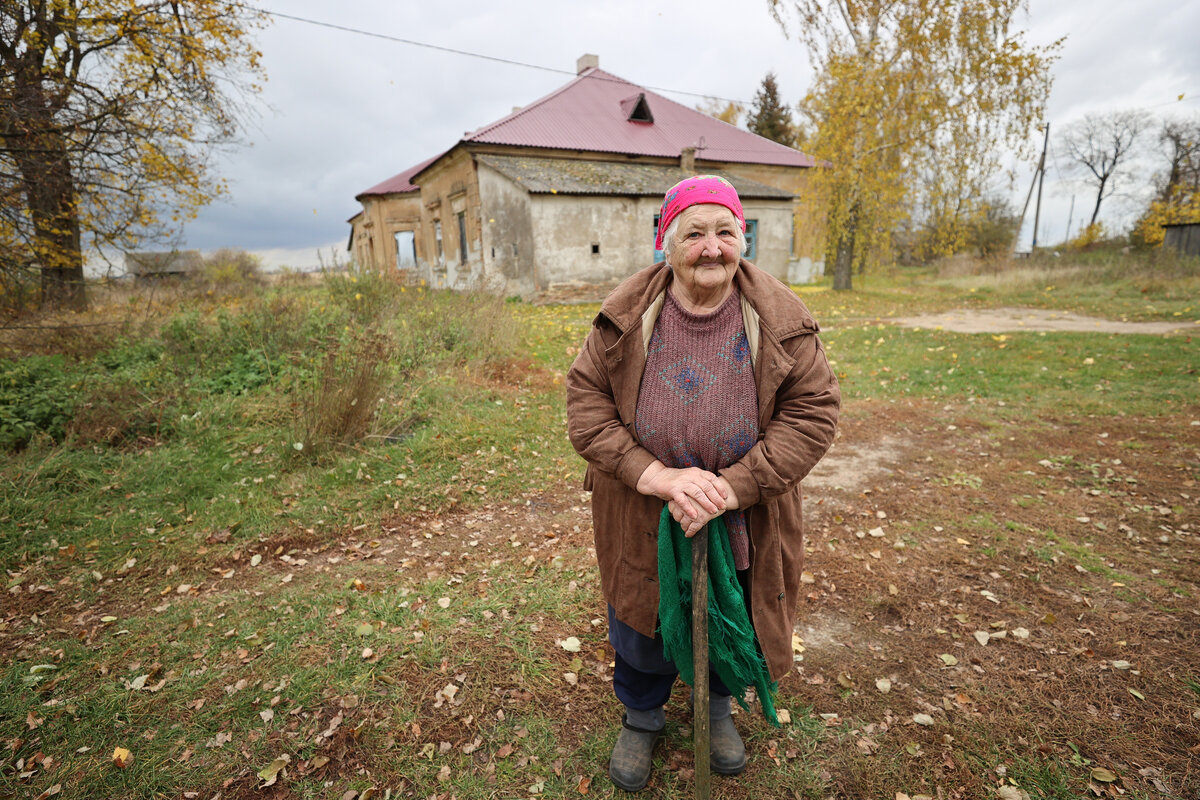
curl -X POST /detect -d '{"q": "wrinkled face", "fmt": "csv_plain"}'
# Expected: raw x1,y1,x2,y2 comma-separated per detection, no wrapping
666,204,741,302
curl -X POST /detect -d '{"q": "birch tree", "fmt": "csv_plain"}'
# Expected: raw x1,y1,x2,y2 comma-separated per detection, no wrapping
769,0,1059,289
0,1,266,310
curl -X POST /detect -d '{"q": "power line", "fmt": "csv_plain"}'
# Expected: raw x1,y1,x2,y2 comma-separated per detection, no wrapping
237,2,751,107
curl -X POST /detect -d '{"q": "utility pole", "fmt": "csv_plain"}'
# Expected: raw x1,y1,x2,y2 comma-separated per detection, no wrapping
1032,123,1050,251
1064,195,1075,244
1012,121,1050,257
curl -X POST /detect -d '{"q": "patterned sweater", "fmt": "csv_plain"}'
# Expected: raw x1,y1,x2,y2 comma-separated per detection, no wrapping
635,287,759,568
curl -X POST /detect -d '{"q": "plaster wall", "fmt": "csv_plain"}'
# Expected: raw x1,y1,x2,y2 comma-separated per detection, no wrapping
476,163,536,295
527,194,663,287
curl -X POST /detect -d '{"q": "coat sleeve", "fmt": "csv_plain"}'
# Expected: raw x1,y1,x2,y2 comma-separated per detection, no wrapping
719,332,840,508
565,321,658,490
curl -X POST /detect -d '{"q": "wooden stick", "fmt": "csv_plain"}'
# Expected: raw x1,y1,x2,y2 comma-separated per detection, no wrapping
692,523,711,800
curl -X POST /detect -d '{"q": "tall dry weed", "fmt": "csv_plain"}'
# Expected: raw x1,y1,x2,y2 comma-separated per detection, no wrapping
293,327,397,456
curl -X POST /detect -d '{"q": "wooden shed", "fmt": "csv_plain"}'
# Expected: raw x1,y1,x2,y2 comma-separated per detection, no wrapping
1162,222,1200,258
126,250,203,280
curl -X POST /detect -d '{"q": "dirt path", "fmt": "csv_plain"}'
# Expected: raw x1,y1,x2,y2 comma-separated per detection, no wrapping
891,306,1196,334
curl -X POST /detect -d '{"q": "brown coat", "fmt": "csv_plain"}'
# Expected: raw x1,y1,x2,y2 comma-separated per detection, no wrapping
566,259,840,680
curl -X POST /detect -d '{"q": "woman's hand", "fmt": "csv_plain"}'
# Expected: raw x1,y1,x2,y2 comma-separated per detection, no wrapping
636,462,727,520
668,476,740,537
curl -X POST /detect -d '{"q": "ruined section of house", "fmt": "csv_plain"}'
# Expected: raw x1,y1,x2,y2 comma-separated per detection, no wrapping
350,56,823,295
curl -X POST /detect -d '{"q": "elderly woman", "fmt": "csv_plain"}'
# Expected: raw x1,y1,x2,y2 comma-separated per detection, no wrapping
566,175,840,791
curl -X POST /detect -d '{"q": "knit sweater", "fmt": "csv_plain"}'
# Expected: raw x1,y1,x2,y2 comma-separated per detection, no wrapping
635,287,759,568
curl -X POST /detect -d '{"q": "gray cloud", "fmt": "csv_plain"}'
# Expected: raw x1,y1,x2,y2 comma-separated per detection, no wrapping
175,0,1198,263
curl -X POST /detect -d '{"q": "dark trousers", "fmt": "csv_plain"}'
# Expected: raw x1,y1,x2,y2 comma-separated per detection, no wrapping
608,605,732,710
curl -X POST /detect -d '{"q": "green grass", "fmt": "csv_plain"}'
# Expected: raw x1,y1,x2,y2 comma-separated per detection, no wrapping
820,325,1195,417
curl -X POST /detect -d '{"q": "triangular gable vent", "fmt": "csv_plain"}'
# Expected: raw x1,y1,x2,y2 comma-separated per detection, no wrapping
619,92,654,123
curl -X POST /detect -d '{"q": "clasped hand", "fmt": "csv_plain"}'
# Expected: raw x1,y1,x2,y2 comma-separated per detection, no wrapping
637,463,740,538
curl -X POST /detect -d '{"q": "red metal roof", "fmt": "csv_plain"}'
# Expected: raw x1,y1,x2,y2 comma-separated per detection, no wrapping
463,67,815,168
356,152,442,197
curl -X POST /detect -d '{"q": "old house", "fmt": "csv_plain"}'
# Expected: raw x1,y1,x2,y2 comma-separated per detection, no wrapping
350,55,822,294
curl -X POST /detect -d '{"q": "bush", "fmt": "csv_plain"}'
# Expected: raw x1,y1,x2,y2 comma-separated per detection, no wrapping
326,269,401,325
1067,222,1106,251
0,356,76,449
65,377,176,448
200,248,261,289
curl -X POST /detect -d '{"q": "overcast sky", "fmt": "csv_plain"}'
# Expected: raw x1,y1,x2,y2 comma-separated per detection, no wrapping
177,0,1200,269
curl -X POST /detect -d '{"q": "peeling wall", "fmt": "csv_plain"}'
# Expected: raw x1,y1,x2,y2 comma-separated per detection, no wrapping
477,163,536,295
527,194,663,287
412,147,483,289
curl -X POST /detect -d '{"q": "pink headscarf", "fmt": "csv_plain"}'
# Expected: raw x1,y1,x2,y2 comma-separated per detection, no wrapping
654,175,746,251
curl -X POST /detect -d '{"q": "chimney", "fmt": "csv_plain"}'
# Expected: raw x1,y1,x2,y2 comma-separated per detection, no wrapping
680,147,696,174
577,53,599,74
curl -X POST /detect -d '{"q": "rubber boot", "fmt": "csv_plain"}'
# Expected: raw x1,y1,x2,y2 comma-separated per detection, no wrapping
710,714,747,775
608,714,663,792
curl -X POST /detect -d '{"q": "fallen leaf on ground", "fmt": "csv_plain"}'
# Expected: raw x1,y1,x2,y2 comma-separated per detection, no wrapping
561,637,582,652
876,678,892,693
258,754,290,786
940,654,958,666
112,747,132,768
913,713,935,726
1091,767,1118,783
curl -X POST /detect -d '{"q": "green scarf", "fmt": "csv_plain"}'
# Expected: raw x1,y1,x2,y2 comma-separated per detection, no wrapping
656,506,779,726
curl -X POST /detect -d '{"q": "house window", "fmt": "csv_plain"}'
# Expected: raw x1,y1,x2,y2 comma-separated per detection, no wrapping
434,220,443,264
457,212,468,265
591,243,600,255
394,231,416,270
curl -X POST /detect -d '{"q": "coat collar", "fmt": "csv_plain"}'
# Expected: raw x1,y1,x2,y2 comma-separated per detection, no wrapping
597,260,820,339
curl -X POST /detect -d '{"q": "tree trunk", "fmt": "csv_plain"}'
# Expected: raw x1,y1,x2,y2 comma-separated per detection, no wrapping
1089,175,1108,227
832,228,855,291
18,131,87,311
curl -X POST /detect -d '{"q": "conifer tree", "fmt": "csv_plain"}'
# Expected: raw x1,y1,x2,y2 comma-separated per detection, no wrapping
745,73,795,147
